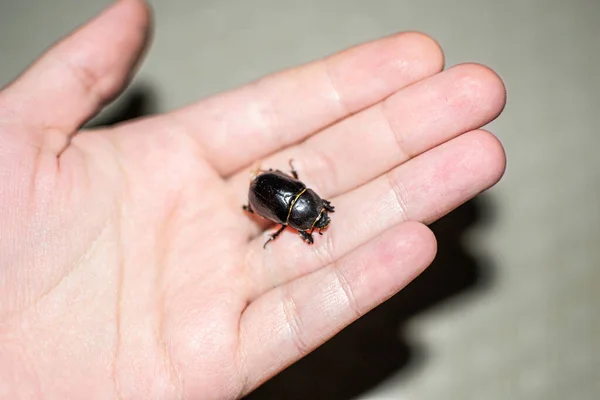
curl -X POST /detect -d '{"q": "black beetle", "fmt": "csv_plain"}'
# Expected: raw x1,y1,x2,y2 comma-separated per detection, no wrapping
243,160,335,248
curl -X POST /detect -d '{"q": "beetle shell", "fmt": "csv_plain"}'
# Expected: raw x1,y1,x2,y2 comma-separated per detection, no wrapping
286,188,324,230
243,160,335,247
247,171,307,226
244,163,335,247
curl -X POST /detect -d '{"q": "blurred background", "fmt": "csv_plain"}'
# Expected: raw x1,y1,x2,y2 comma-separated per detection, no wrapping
1,0,598,399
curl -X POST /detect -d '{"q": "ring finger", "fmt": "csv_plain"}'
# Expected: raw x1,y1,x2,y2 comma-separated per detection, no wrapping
244,129,506,299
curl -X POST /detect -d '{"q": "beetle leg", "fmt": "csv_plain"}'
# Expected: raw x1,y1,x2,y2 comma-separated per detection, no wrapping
289,159,299,179
323,200,335,213
298,230,314,245
242,204,254,214
263,225,286,248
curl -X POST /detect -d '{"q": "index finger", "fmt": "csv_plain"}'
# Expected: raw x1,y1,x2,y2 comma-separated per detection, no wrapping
168,32,444,175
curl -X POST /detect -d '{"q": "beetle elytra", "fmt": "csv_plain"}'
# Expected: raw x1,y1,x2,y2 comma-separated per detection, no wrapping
243,160,335,248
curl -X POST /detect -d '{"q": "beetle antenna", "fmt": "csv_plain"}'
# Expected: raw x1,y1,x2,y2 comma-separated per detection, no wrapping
289,159,299,179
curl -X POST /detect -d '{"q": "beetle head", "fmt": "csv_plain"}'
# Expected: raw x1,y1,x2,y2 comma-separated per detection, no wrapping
313,209,331,232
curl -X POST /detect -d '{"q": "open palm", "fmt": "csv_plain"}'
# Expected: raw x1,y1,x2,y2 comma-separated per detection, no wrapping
0,1,506,399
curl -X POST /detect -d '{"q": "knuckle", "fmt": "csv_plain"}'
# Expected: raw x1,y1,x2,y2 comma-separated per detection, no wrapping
312,223,337,270
387,170,410,220
322,58,351,116
380,101,413,160
280,287,311,356
332,265,361,319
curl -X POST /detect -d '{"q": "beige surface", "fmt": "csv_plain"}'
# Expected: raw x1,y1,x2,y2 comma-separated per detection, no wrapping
1,0,599,399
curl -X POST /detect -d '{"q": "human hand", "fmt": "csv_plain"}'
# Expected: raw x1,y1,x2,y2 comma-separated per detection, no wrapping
0,1,506,399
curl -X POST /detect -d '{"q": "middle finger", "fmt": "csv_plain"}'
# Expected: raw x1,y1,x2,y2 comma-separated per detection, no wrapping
229,63,505,222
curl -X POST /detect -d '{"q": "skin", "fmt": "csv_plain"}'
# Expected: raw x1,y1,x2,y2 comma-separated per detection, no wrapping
0,1,506,399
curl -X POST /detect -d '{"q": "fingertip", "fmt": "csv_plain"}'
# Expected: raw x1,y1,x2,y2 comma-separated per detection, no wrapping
102,0,153,51
375,31,445,82
398,31,445,74
343,221,438,309
116,0,155,72
449,62,507,120
470,129,507,186
409,220,438,264
120,0,153,31
389,220,438,274
446,129,506,196
93,0,152,34
327,30,446,112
